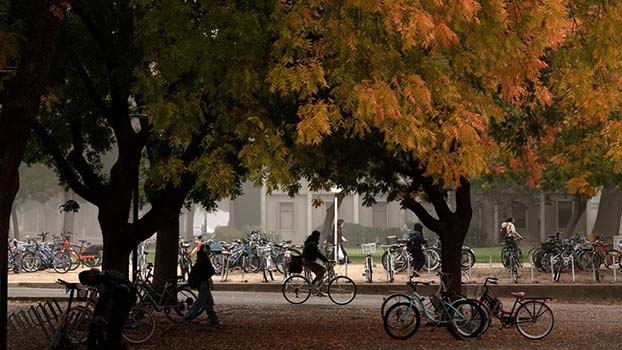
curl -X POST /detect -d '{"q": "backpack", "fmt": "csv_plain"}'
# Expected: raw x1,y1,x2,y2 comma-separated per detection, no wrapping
499,225,508,240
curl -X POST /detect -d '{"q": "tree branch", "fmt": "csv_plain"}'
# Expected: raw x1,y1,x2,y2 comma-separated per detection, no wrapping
33,121,101,205
421,177,453,219
67,119,106,193
401,195,440,233
455,176,472,219
69,52,111,119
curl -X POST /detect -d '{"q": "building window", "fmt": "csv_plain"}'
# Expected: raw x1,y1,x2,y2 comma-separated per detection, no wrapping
557,200,573,229
279,202,294,230
512,202,528,229
372,202,387,228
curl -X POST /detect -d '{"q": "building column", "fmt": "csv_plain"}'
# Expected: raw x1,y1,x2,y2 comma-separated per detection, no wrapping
306,184,313,234
260,183,267,232
353,193,360,224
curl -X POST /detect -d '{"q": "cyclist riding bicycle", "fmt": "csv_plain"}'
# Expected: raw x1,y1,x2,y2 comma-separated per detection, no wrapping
302,230,329,296
501,217,524,252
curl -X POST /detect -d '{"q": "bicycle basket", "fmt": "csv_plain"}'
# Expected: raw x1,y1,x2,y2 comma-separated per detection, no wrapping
361,243,377,255
386,235,398,245
289,255,303,274
209,242,223,253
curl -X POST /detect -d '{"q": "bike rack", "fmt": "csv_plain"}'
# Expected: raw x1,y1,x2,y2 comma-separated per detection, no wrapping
7,300,63,342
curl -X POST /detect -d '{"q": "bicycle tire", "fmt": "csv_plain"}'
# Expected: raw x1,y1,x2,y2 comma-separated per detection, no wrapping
20,252,40,272
68,250,81,270
164,286,197,323
425,249,440,270
515,300,554,340
380,293,412,317
52,252,72,274
447,299,486,339
282,275,311,304
64,306,92,346
123,305,156,344
365,256,373,283
383,302,420,340
328,276,357,305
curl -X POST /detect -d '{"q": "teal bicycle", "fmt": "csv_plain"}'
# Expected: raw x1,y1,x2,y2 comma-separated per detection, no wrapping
382,279,485,340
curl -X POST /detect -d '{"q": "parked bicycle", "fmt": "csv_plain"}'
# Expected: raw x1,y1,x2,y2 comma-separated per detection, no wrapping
382,276,485,340
478,277,554,339
282,259,357,305
502,239,522,283
361,243,376,283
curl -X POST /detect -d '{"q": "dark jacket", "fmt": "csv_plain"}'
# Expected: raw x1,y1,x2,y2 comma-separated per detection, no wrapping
302,239,328,263
188,257,215,289
408,230,425,253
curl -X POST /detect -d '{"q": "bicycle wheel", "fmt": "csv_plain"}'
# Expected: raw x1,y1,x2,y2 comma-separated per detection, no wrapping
383,302,420,340
164,286,197,323
380,293,412,317
448,299,485,339
123,305,156,344
460,251,473,270
20,252,40,272
69,250,81,270
328,276,357,305
365,256,373,283
515,300,554,340
604,249,621,269
52,252,72,274
65,306,93,346
381,251,390,271
424,249,440,270
282,275,311,304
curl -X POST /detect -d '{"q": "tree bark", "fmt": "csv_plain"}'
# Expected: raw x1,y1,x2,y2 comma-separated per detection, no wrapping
10,204,20,240
0,0,69,347
564,194,588,238
592,184,622,240
154,216,180,290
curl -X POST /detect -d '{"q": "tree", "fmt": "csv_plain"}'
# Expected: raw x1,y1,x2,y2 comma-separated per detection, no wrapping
270,0,571,292
31,0,291,281
0,1,69,347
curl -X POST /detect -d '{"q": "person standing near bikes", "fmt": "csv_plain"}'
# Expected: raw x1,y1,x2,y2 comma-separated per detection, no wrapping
302,230,330,296
332,219,349,264
184,244,221,325
78,269,136,350
407,223,426,277
501,217,524,251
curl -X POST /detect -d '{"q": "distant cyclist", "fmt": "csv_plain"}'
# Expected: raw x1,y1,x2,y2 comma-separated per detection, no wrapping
501,217,524,252
407,223,426,277
302,230,329,296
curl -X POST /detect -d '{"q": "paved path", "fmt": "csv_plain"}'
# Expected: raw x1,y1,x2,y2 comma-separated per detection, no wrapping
8,291,622,350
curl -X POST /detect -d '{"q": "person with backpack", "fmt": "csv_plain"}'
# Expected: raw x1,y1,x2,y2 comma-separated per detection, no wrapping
78,269,136,350
184,244,221,325
302,230,330,296
501,217,524,252
407,223,427,277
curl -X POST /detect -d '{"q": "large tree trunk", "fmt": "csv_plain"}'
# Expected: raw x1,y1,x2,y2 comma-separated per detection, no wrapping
154,216,180,290
0,0,69,346
11,204,20,240
403,177,472,294
564,194,588,238
592,184,622,241
184,204,195,240
99,207,132,275
321,192,346,241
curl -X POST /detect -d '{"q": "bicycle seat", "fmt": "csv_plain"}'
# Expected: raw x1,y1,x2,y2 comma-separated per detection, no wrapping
511,292,526,298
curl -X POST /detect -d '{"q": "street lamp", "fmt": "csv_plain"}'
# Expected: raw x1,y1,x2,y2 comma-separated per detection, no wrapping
329,186,340,263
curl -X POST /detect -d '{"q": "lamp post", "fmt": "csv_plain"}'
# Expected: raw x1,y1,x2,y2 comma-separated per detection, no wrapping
330,187,340,262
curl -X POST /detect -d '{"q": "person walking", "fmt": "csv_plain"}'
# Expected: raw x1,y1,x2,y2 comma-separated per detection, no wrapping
407,223,426,277
184,245,221,325
302,230,330,296
332,219,349,264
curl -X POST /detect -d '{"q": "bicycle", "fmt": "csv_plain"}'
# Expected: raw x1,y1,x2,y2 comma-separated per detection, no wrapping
134,264,197,323
282,260,357,305
502,238,522,283
21,236,71,274
50,279,93,349
478,277,554,339
382,279,485,340
361,243,376,283
380,244,398,282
